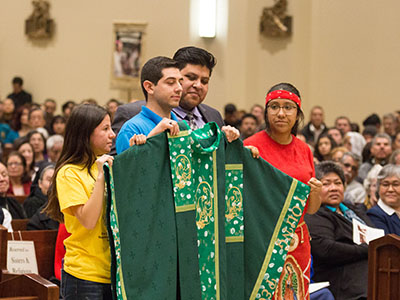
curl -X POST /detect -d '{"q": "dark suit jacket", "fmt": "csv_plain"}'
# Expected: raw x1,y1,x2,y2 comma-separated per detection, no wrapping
305,204,374,300
300,122,328,146
367,204,400,235
110,101,224,155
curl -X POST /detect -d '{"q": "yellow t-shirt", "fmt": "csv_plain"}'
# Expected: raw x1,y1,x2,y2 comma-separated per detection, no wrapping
57,163,110,283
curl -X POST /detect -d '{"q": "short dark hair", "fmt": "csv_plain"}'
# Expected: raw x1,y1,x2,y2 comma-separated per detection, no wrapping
362,125,378,138
107,98,121,106
140,56,180,101
264,82,304,135
351,122,360,132
362,113,381,127
224,103,237,115
12,77,23,85
327,127,344,138
335,116,351,126
28,107,44,120
173,46,216,76
240,113,257,125
315,161,346,185
62,100,76,113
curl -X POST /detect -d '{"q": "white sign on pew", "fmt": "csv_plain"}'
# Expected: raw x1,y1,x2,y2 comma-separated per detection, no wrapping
7,240,38,274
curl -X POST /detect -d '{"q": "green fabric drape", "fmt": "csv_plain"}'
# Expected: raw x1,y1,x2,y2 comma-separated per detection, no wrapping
105,122,310,300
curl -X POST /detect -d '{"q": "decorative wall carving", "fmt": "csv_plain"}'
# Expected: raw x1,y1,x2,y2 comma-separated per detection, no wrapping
25,0,54,39
260,0,292,38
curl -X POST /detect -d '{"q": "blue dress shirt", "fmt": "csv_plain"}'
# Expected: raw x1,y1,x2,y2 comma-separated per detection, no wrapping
116,106,178,154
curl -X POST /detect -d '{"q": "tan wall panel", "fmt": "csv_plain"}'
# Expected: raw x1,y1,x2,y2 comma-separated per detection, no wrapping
1,0,400,128
308,0,400,127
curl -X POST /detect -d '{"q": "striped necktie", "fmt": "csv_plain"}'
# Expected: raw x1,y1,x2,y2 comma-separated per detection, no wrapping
186,112,198,131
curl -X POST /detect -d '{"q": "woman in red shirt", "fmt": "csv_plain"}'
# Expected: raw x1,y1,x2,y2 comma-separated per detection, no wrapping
244,82,322,300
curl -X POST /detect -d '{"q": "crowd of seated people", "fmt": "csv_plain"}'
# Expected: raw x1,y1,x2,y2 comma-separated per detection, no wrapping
0,77,123,231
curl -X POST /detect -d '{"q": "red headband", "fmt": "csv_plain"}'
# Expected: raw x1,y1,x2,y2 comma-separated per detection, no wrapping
265,90,301,108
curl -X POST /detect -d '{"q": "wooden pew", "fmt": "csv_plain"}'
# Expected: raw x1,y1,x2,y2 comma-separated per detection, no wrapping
368,234,400,300
9,195,28,205
7,230,57,280
0,297,38,300
0,225,58,279
11,219,29,231
0,226,58,299
0,274,58,300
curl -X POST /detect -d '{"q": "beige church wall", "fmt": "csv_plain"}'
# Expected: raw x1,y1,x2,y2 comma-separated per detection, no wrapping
308,0,400,127
1,0,400,129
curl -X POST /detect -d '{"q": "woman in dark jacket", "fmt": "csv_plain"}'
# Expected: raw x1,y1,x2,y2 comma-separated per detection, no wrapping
367,164,400,235
305,161,374,300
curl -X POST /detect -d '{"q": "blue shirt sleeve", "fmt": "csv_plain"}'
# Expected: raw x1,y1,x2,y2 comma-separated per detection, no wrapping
5,129,19,144
116,122,141,154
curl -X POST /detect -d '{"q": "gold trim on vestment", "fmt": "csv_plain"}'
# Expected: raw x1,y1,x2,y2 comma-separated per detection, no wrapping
167,130,190,138
109,165,128,300
226,236,244,243
225,164,243,170
249,179,298,300
213,151,220,300
175,204,196,213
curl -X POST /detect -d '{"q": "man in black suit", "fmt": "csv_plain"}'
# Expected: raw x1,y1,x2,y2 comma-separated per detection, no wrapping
7,76,32,109
111,46,232,155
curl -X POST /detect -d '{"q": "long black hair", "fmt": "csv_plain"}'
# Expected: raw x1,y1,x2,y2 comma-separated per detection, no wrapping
314,132,337,162
264,82,304,135
43,104,109,222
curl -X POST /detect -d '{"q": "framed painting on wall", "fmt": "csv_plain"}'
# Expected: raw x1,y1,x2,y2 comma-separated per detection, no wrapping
110,22,147,91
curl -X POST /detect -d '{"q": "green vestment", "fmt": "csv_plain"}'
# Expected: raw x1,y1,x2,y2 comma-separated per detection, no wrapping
105,122,310,300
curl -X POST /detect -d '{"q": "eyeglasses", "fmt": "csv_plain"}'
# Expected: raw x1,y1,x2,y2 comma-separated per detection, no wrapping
343,163,358,172
380,181,400,189
267,104,297,115
7,162,22,167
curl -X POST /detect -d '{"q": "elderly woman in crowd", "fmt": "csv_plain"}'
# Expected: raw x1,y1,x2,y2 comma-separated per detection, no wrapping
367,164,400,235
305,161,374,300
363,164,383,209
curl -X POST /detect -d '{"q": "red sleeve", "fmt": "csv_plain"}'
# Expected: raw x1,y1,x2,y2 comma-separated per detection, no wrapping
54,223,71,280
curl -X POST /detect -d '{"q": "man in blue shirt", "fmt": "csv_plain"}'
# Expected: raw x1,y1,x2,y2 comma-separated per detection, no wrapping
116,56,183,154
111,47,241,155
